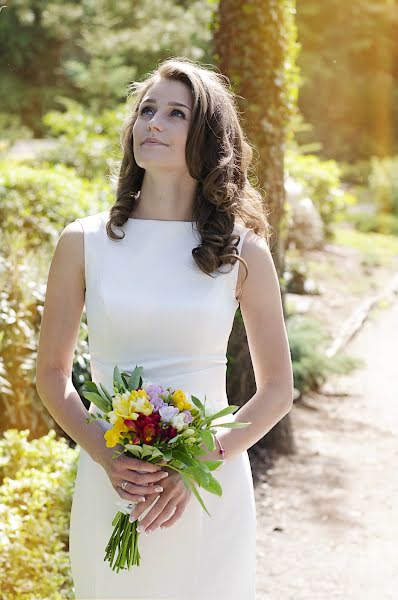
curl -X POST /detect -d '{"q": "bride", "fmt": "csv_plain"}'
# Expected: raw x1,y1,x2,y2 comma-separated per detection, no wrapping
36,56,294,600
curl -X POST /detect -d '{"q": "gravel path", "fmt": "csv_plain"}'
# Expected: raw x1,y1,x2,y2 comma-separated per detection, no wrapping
253,294,398,599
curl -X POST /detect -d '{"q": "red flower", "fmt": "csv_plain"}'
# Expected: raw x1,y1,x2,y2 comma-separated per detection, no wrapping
142,423,156,444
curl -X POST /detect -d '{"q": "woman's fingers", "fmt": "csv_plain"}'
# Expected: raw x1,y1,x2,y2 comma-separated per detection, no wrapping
126,469,169,485
117,480,163,502
158,501,185,529
136,497,177,533
135,487,191,533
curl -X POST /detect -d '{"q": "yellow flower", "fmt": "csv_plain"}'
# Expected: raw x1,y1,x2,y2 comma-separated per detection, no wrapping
111,389,152,420
171,389,194,412
104,416,129,448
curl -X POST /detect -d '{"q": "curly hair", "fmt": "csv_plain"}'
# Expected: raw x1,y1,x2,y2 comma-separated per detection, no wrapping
106,56,272,293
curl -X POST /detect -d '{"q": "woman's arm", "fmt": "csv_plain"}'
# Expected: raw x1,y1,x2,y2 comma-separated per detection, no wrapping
35,221,109,465
207,231,294,462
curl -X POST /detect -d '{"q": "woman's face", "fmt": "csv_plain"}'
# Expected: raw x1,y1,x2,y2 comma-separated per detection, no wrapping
133,78,193,173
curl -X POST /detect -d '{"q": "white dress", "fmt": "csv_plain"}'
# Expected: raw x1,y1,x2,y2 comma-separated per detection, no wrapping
69,210,257,600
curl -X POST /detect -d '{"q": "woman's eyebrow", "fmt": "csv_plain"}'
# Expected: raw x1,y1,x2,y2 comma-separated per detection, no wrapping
141,98,192,111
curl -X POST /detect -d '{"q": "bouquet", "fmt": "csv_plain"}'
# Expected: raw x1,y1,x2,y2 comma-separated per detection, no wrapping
81,364,250,572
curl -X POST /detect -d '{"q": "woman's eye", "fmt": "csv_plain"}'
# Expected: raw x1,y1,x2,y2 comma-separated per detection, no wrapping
139,106,185,118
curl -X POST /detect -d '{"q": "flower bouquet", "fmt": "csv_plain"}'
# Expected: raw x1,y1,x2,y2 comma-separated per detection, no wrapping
81,364,250,572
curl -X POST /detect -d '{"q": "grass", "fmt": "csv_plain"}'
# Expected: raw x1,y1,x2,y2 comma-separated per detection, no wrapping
332,224,398,267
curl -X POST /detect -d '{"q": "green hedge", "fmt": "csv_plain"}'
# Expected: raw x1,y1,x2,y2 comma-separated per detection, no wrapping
0,429,79,600
0,159,113,249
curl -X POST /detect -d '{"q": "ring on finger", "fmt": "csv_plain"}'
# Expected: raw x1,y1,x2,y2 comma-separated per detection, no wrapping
121,480,128,490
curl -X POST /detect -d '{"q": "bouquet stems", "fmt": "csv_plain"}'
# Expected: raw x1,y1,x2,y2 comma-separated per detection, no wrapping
105,512,141,571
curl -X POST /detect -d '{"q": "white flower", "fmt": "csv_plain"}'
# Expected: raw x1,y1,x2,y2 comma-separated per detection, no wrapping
141,379,153,391
115,498,137,515
170,413,187,432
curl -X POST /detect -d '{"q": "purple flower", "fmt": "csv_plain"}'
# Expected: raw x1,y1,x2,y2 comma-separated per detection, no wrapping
145,384,167,412
159,405,179,423
146,384,165,399
150,396,165,411
182,410,193,423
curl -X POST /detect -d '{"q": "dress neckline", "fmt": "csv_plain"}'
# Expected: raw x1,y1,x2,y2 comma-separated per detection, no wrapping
127,217,195,224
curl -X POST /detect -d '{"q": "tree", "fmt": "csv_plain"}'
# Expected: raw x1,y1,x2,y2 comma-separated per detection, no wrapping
213,0,300,453
295,0,398,161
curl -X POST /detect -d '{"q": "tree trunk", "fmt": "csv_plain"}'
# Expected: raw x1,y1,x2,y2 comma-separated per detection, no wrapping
214,0,298,454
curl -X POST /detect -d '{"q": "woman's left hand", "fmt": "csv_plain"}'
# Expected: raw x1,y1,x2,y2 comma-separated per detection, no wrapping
129,467,191,534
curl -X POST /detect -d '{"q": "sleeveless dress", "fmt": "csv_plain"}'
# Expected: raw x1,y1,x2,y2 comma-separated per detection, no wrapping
69,210,257,600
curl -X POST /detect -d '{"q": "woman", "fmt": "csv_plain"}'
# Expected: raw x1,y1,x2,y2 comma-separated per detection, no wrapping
36,57,294,600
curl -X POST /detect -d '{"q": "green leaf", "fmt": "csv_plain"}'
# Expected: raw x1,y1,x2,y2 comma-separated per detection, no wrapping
95,385,113,411
212,421,252,428
127,366,143,391
198,429,215,450
205,473,223,496
184,463,210,487
181,474,210,517
81,381,100,393
81,391,109,413
99,383,113,402
190,394,205,412
205,405,240,421
200,459,224,471
148,447,164,459
113,365,125,391
173,449,195,467
125,445,142,458
140,444,154,459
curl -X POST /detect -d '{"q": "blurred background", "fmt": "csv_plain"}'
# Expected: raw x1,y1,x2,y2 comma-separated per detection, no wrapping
1,1,397,598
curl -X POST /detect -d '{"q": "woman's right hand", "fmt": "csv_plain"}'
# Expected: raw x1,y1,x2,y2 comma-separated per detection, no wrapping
98,444,169,503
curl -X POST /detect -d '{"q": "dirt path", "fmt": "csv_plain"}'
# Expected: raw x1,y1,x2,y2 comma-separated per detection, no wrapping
253,294,398,599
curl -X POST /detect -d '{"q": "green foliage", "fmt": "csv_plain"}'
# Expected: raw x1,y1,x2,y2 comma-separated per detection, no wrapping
0,429,79,599
283,247,318,295
345,211,398,237
286,314,364,394
0,159,113,248
368,155,398,216
0,0,214,135
285,148,357,238
0,225,90,437
41,98,126,179
283,0,302,143
333,225,398,265
296,0,398,161
0,112,33,153
339,159,372,187
0,158,94,436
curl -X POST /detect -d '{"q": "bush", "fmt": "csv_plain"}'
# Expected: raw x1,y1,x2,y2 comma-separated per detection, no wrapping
339,159,372,186
0,224,91,438
0,159,113,249
0,429,79,599
345,211,398,236
285,149,357,240
286,314,364,395
41,98,124,180
368,155,398,215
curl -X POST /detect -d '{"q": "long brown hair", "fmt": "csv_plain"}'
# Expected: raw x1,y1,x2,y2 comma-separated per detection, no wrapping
106,57,272,288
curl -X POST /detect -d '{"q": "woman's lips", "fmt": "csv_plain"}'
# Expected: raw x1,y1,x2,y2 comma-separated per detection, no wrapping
142,140,167,146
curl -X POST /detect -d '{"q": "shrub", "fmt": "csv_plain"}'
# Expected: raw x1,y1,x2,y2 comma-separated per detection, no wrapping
0,223,91,438
286,314,364,395
0,429,79,599
368,155,398,215
345,211,398,236
41,98,124,180
0,160,113,249
285,149,357,240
